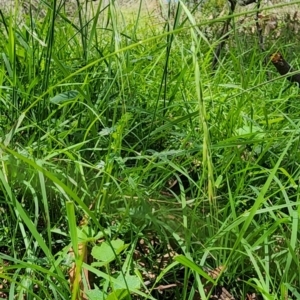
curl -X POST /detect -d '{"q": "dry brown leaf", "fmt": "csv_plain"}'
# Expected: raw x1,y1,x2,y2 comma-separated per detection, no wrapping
208,266,226,280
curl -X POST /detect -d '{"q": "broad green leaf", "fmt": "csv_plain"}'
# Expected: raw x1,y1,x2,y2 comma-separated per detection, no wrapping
86,288,105,300
215,175,223,188
76,225,107,242
91,239,127,265
50,90,79,105
235,125,265,139
113,274,141,290
77,225,95,241
106,289,129,300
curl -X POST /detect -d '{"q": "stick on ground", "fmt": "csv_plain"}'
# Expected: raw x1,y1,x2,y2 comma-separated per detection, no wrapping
270,52,300,86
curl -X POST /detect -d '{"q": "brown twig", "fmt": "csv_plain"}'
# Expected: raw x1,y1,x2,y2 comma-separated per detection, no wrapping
255,0,264,51
270,52,300,86
254,0,272,81
212,0,265,71
212,0,236,70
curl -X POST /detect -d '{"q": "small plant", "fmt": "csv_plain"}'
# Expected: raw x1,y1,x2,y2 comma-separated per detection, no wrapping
0,0,300,299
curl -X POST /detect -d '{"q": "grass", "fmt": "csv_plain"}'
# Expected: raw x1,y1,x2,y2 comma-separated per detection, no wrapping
1,0,300,299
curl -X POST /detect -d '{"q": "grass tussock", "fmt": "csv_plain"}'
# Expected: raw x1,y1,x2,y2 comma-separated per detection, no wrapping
0,0,300,299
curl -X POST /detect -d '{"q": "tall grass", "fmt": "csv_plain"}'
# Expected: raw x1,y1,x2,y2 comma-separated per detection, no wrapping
0,0,300,299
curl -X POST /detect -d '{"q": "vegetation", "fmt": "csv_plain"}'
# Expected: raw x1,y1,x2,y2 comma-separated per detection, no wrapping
0,0,300,299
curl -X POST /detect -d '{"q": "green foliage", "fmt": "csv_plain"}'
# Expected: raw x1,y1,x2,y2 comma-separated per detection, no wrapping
0,0,300,299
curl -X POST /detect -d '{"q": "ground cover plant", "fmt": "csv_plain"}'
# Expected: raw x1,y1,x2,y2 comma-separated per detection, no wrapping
0,0,300,299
